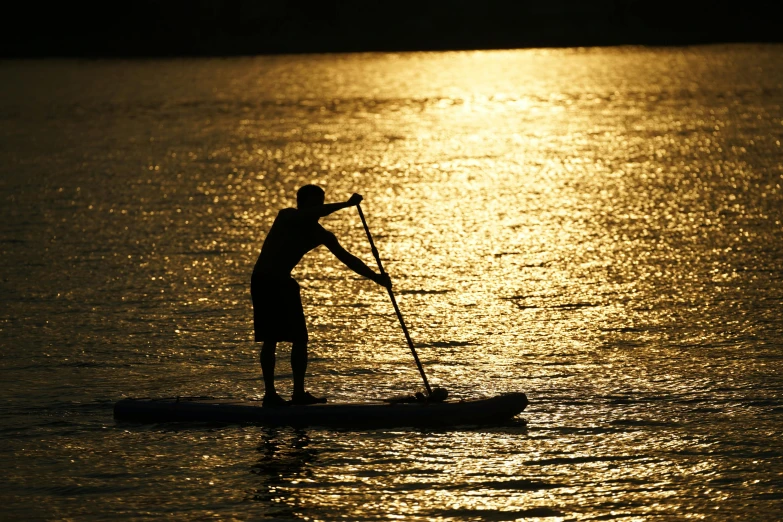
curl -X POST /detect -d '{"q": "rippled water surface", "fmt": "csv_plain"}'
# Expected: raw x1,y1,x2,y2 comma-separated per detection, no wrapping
2,45,782,520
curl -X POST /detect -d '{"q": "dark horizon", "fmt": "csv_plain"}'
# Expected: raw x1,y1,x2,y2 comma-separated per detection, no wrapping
3,0,781,59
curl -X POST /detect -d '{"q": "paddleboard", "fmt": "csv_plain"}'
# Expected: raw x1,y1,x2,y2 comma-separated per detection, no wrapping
113,392,528,428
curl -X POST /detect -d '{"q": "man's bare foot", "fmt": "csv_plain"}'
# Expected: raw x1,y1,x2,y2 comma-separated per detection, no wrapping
262,393,289,408
291,391,327,405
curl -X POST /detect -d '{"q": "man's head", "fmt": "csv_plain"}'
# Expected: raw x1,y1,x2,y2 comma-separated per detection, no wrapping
296,184,325,209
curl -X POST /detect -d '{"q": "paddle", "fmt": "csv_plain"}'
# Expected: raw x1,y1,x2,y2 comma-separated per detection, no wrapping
356,203,441,399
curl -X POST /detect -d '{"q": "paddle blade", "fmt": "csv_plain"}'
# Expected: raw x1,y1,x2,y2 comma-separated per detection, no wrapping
430,387,448,402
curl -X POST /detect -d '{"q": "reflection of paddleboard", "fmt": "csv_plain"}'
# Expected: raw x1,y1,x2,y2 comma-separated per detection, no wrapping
113,392,528,429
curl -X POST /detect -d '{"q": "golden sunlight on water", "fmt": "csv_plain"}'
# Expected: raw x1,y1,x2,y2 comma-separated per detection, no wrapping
1,45,782,520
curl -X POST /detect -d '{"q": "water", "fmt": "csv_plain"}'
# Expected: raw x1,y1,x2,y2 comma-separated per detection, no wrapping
1,45,782,520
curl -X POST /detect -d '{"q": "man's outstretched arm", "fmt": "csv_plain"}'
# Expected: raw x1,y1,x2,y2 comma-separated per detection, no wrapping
324,233,391,288
296,193,363,220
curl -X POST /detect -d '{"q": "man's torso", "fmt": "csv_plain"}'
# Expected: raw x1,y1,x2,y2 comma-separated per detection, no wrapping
253,208,331,277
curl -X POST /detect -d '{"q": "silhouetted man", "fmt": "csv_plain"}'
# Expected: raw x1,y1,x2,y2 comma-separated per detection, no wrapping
252,185,391,407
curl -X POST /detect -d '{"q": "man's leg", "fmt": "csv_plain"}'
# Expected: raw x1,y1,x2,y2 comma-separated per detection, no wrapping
260,341,278,397
291,341,307,397
291,341,326,404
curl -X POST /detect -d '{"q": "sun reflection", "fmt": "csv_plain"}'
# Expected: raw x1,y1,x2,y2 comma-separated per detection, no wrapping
3,45,780,520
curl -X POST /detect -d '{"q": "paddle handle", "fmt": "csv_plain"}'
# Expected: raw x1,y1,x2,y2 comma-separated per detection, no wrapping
357,204,433,396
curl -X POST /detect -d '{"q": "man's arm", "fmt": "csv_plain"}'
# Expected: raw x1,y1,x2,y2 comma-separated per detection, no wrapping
296,193,363,221
323,233,391,288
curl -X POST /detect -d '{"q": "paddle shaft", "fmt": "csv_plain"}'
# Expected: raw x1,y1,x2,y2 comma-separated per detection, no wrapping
356,204,433,396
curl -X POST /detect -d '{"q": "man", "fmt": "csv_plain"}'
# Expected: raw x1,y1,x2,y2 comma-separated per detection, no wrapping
251,185,391,407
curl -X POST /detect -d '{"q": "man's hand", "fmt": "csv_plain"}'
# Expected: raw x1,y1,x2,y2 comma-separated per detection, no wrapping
374,272,392,289
348,193,363,206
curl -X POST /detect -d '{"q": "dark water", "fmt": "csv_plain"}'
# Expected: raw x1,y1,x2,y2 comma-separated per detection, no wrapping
1,45,782,520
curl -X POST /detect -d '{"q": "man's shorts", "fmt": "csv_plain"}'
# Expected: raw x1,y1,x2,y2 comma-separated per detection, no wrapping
251,275,308,343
